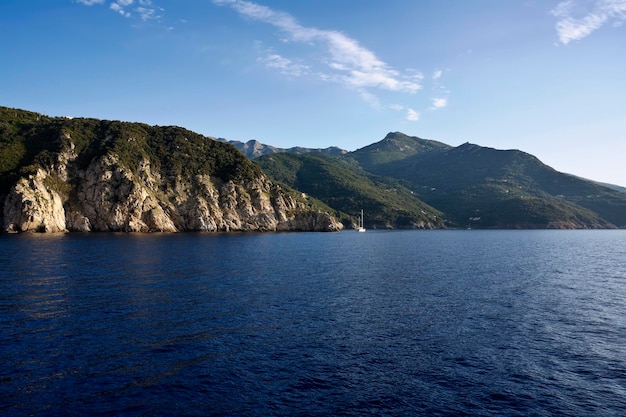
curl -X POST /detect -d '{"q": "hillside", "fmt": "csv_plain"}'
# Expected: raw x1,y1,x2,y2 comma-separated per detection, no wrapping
0,106,342,233
256,132,626,229
349,131,450,171
255,152,444,229
3,105,624,230
343,137,626,228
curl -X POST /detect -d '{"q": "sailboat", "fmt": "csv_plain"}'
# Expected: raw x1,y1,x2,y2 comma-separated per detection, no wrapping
357,209,366,232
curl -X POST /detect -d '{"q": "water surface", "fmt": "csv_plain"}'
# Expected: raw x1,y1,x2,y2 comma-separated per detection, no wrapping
1,230,625,416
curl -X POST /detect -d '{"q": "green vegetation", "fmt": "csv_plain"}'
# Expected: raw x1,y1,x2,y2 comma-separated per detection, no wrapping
255,131,626,229
255,152,444,228
3,105,626,229
0,106,263,200
345,139,626,228
0,107,59,191
349,131,450,172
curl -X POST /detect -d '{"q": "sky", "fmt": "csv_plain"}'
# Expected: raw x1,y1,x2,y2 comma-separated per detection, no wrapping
1,1,625,186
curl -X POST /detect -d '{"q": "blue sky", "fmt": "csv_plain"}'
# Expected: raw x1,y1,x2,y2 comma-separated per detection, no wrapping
1,1,625,186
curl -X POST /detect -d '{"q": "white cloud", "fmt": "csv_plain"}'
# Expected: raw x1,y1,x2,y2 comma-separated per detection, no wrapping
136,5,161,21
77,0,161,21
213,0,423,101
431,97,447,109
75,0,105,5
138,1,162,21
406,108,420,121
432,69,442,80
358,90,384,109
110,3,131,17
551,0,626,44
259,53,309,77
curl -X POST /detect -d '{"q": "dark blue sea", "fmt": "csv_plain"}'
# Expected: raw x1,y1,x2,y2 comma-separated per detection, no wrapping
1,230,625,416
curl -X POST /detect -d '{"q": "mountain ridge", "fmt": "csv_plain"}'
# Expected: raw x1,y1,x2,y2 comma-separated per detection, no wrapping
254,131,626,229
218,138,347,159
3,106,625,230
350,138,626,228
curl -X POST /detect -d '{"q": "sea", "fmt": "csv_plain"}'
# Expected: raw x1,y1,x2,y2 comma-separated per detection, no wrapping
1,230,625,416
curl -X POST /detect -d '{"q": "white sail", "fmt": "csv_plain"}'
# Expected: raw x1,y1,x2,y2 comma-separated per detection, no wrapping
357,209,366,232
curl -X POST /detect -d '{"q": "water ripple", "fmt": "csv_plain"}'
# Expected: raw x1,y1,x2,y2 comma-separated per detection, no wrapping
1,230,626,416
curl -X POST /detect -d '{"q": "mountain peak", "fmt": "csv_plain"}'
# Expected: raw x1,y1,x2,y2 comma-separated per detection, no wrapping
383,131,411,140
349,132,451,170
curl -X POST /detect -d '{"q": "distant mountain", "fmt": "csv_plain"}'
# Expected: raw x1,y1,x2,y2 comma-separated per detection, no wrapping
585,179,626,194
3,105,625,230
256,132,626,229
255,152,445,229
349,131,450,171
353,139,626,228
218,138,347,159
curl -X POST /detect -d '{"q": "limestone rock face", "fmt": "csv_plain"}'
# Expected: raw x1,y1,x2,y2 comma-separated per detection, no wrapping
277,210,344,232
2,144,343,233
3,169,67,233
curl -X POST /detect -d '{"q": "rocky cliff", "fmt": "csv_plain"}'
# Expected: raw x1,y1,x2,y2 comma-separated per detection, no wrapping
0,112,342,233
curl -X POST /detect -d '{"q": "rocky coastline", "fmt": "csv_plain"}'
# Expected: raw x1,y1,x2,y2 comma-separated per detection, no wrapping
1,132,342,234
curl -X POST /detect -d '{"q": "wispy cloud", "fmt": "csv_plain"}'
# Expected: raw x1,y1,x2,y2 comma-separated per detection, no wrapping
358,90,383,109
110,1,131,18
77,0,162,21
76,0,106,5
429,69,449,111
551,0,626,44
258,52,310,78
406,108,420,121
213,0,424,111
431,98,447,109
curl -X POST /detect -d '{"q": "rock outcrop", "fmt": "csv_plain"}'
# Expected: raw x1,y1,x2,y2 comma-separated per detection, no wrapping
2,136,342,233
3,169,67,233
